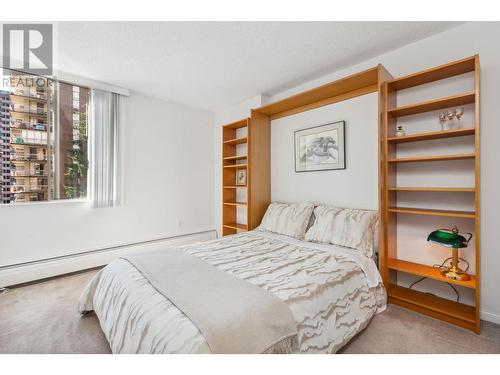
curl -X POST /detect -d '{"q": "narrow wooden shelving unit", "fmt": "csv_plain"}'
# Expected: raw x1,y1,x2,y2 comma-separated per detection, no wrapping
380,55,481,333
222,119,250,236
221,117,270,236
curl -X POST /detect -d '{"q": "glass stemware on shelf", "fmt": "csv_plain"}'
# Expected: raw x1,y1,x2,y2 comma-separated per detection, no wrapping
439,107,464,130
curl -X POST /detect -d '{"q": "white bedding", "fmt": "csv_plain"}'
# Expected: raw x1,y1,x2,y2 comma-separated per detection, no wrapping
79,230,386,353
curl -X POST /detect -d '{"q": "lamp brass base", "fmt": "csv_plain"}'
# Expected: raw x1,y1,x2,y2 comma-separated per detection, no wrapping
440,268,470,281
440,247,471,281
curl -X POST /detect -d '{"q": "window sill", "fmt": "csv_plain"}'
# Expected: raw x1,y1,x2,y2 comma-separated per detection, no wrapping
0,198,89,207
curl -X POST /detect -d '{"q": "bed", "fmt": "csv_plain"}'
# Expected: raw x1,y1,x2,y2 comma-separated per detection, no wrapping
79,226,386,354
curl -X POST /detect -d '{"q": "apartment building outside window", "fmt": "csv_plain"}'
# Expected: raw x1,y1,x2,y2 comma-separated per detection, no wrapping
0,69,90,204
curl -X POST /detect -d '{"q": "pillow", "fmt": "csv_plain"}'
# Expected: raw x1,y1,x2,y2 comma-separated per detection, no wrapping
304,205,378,258
259,202,314,239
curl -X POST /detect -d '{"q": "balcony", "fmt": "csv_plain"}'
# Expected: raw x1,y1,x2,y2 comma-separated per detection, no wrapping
10,155,47,162
9,107,48,118
10,171,47,177
10,93,47,102
11,185,48,194
10,137,48,146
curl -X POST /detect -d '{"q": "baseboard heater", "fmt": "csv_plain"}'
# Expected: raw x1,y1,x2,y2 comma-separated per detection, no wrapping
0,230,217,287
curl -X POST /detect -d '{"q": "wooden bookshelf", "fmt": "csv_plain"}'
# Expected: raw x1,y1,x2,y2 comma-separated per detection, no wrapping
221,117,270,236
380,55,480,333
222,119,249,236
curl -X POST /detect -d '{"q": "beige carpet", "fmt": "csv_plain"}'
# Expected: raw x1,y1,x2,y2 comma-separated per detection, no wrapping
0,269,499,354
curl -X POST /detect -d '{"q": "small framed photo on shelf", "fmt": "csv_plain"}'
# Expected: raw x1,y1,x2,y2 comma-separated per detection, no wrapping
236,169,247,186
294,120,346,172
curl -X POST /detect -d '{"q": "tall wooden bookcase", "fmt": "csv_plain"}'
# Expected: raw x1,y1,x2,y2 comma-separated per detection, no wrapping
380,55,481,333
221,116,271,236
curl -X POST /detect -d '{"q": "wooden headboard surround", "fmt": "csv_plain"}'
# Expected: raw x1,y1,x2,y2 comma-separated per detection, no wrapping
248,64,393,251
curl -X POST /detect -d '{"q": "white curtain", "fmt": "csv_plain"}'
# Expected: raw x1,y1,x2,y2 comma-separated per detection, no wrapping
89,89,124,208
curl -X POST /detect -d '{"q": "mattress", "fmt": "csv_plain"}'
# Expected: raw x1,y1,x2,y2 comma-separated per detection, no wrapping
79,230,386,353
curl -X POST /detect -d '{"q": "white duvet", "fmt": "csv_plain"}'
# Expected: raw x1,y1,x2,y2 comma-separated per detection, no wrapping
79,230,386,353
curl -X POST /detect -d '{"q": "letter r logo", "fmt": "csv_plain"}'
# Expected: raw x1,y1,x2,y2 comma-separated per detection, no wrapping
2,24,53,75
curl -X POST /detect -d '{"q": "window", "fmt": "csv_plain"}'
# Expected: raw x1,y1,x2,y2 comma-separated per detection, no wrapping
0,69,90,204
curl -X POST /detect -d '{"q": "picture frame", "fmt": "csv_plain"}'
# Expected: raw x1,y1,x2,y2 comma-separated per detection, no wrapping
294,121,346,172
236,169,247,186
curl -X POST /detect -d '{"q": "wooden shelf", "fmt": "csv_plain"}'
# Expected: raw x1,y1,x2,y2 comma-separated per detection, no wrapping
223,136,247,145
388,187,475,193
388,206,475,218
223,202,247,206
387,92,475,117
223,223,248,231
387,56,476,90
388,284,476,331
387,128,475,143
223,119,248,130
223,155,247,161
388,153,475,163
222,115,270,237
388,259,476,289
223,163,247,169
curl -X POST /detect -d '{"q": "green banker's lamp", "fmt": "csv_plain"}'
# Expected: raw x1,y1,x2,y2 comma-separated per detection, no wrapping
427,226,472,281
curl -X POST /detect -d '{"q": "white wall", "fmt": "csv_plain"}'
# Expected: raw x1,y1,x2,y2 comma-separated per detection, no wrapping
214,22,500,323
271,93,378,209
0,93,215,271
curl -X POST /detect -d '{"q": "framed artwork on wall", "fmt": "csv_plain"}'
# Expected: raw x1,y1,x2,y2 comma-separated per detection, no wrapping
294,120,346,172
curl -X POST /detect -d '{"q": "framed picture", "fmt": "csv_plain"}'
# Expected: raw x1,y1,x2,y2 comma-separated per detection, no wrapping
236,169,247,186
294,121,345,172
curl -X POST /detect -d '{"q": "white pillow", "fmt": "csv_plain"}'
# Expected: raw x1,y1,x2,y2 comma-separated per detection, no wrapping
259,202,314,239
304,205,378,258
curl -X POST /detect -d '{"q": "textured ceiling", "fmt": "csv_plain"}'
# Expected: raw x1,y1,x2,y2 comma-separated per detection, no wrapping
56,22,463,111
